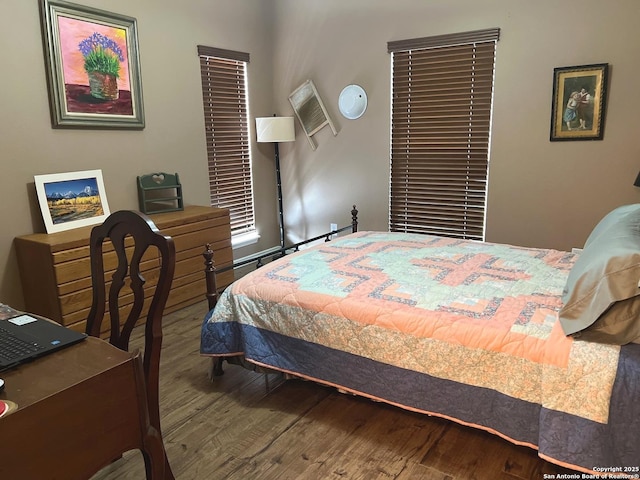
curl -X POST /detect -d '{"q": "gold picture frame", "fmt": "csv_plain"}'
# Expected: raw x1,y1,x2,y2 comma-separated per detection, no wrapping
550,63,608,141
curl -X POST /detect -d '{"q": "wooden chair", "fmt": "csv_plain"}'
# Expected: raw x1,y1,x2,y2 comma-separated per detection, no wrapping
86,210,176,480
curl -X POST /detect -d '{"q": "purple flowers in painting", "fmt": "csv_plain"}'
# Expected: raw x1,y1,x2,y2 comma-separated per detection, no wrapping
78,32,124,62
78,32,125,100
78,32,124,79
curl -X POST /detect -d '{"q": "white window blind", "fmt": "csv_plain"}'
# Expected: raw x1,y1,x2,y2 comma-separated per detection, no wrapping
197,45,254,236
388,28,499,241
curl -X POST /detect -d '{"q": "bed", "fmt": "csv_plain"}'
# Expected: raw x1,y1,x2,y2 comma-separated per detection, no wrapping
200,204,640,474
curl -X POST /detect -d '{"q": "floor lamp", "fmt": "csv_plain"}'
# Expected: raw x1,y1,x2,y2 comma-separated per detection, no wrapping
256,116,296,249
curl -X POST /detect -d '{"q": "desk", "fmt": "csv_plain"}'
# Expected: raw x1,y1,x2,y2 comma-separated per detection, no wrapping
0,336,165,479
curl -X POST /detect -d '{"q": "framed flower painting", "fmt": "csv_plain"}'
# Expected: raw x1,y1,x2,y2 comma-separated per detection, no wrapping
39,0,145,128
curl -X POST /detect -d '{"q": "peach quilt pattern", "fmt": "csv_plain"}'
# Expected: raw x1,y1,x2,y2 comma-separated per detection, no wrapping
201,231,640,473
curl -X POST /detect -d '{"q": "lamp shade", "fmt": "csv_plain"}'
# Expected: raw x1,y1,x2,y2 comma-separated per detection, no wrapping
634,170,640,187
256,116,295,143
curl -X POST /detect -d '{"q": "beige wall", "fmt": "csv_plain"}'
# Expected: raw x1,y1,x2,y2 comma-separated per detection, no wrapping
0,0,278,307
271,0,640,250
2,0,640,308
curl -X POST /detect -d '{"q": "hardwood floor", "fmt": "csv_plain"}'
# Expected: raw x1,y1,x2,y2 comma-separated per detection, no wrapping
91,301,578,480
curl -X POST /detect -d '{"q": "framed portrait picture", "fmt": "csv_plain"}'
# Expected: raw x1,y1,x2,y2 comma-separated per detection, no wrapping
39,0,145,129
550,63,608,141
34,170,110,233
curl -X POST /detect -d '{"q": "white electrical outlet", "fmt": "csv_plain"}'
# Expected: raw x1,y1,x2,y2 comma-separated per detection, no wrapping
330,223,338,239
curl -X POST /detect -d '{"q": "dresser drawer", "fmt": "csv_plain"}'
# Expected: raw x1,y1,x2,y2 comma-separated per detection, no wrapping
15,205,232,334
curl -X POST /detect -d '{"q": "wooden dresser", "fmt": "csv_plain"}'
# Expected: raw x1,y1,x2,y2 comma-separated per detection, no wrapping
15,205,233,334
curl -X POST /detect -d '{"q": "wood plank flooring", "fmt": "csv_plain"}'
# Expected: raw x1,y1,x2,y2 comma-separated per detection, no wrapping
91,300,578,480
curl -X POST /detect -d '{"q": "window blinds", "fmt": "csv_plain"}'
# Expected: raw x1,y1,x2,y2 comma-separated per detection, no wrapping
197,45,254,236
388,29,499,241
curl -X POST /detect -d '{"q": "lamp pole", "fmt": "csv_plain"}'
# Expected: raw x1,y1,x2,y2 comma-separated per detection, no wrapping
255,115,295,252
274,141,285,249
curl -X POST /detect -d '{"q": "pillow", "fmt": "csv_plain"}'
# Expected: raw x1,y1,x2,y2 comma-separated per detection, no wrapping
559,204,640,344
571,296,640,344
584,203,640,249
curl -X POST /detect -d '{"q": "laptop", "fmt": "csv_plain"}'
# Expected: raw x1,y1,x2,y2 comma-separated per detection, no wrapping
0,314,87,371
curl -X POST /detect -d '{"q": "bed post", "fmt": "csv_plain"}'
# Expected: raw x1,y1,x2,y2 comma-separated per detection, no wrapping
351,205,358,233
203,243,225,379
203,243,218,311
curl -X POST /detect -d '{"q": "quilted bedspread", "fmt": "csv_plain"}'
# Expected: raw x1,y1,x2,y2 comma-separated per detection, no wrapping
201,231,640,473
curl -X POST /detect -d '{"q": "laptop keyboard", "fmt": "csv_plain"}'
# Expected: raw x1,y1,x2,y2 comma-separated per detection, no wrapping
0,325,45,362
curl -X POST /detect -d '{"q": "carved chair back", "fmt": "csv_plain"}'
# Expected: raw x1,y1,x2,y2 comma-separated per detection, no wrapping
85,210,176,479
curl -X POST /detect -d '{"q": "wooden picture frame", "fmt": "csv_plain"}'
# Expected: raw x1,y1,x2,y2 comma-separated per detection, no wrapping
34,169,110,233
39,0,145,129
550,63,608,141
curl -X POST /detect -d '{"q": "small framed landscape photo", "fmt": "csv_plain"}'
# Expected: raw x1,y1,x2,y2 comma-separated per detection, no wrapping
34,169,110,233
39,0,145,128
550,63,608,141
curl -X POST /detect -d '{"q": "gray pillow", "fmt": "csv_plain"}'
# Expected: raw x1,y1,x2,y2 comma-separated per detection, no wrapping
559,204,640,344
571,296,640,344
584,203,640,248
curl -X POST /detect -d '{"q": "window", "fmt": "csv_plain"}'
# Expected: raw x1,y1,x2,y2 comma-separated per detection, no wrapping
388,28,500,241
197,45,254,237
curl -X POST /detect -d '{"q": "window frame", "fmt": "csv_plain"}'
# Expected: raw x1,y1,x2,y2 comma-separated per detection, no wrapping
388,28,500,241
197,45,256,240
